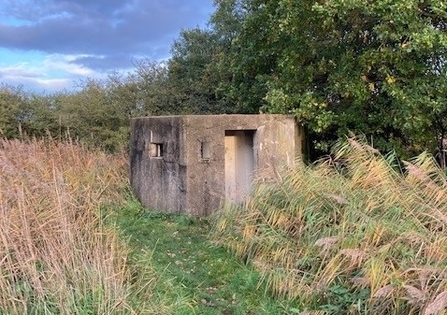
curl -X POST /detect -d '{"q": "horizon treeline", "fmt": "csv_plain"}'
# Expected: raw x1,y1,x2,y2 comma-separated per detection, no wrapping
1,0,446,161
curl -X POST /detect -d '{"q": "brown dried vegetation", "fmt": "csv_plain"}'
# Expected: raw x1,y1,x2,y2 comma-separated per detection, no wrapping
212,138,447,314
0,139,155,314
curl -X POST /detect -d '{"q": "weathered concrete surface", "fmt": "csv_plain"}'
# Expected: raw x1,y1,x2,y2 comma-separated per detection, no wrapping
130,114,304,216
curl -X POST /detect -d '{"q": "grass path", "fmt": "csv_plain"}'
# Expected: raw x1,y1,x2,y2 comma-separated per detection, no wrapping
113,198,299,315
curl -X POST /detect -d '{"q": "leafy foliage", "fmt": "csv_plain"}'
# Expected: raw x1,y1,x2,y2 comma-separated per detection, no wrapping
226,0,447,158
1,0,446,159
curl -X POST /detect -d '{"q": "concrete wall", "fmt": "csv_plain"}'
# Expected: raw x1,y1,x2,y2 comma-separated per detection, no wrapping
130,114,304,216
130,116,187,213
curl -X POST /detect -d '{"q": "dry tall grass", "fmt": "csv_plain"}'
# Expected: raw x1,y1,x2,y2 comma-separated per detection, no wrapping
212,138,447,314
0,138,155,314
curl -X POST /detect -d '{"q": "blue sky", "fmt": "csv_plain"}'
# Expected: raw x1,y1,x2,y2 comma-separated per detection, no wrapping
0,0,214,93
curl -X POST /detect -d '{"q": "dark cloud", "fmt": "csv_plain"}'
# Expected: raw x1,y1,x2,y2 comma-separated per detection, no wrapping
71,54,136,71
0,0,214,71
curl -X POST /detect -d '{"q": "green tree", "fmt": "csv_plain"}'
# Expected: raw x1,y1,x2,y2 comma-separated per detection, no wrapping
130,59,171,115
152,0,250,115
222,0,284,113
0,84,27,137
225,0,447,159
20,95,61,138
166,28,229,114
208,0,252,113
56,78,131,152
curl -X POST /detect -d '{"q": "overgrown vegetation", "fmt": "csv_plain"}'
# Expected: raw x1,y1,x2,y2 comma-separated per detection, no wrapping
0,139,161,314
212,138,447,314
0,138,302,314
1,0,447,309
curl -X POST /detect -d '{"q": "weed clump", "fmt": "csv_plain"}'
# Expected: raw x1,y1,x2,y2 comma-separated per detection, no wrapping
212,138,447,314
0,139,156,314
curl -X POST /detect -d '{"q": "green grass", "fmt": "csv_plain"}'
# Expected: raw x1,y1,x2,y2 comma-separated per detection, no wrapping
112,197,300,315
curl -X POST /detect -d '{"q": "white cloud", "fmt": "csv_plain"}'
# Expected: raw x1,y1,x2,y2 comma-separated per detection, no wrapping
0,53,103,92
35,77,72,89
0,63,41,80
0,0,214,92
43,53,100,76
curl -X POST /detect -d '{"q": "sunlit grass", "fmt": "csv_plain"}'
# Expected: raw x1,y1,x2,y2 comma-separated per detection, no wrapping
0,138,159,314
212,138,447,314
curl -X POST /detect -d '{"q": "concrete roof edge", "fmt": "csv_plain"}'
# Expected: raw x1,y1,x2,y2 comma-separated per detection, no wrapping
132,113,296,120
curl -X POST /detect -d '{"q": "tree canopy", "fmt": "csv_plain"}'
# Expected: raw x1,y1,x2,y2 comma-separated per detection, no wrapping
0,0,446,160
215,0,447,159
167,0,447,160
